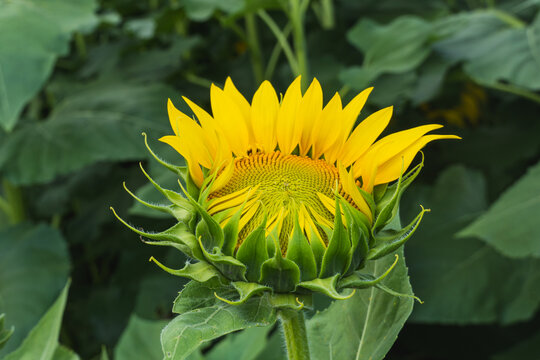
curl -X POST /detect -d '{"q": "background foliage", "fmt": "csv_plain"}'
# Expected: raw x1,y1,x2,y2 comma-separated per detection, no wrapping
1,0,540,359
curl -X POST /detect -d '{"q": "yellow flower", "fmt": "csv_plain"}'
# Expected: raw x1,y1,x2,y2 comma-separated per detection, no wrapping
160,77,459,255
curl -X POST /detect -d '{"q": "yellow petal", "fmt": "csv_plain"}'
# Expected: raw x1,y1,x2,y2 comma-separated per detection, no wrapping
368,124,444,165
374,134,461,185
311,92,343,159
277,76,302,155
299,78,323,156
337,164,372,222
160,135,204,187
324,87,373,163
251,80,279,152
341,87,373,137
210,84,251,156
339,106,393,167
224,77,255,144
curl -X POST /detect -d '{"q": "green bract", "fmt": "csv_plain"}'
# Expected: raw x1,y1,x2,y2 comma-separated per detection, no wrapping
113,135,425,308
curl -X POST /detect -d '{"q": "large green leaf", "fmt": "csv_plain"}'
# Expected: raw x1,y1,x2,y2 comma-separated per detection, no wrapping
161,295,276,360
0,81,173,185
204,326,271,360
52,345,81,360
434,10,540,90
0,224,70,356
3,281,70,360
307,248,414,360
114,315,168,360
340,16,431,89
0,0,97,131
404,166,540,324
458,160,540,258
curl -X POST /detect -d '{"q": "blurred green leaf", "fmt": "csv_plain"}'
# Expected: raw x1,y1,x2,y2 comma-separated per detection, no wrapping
341,16,431,89
404,166,540,324
114,315,168,360
161,294,276,360
52,345,81,360
0,0,98,131
0,81,173,185
178,0,244,21
307,248,414,360
204,326,271,360
0,224,70,356
0,313,13,350
3,281,70,360
459,160,540,258
434,10,540,90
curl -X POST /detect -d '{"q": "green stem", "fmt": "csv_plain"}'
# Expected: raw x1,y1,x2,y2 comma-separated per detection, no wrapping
184,73,215,89
0,179,25,224
289,0,310,88
279,309,310,360
484,81,540,104
489,9,526,28
258,10,300,76
264,23,292,79
245,13,265,84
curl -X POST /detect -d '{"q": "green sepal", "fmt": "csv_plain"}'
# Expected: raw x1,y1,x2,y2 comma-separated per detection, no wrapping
142,132,186,179
0,313,14,350
269,293,312,310
298,275,356,300
358,187,377,221
179,180,224,251
367,206,429,260
286,218,317,282
338,254,399,289
319,199,352,278
149,257,225,283
373,183,389,203
340,199,370,275
197,236,247,281
309,233,326,275
123,182,193,222
111,209,204,260
222,206,243,256
236,220,269,282
259,234,301,292
215,282,271,305
373,155,423,234
138,163,193,211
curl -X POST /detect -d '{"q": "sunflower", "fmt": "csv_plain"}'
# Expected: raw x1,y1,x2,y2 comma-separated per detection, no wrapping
114,76,458,300
159,77,458,256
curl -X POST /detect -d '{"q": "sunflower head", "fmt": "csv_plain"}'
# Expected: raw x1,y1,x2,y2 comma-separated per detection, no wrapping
114,77,458,305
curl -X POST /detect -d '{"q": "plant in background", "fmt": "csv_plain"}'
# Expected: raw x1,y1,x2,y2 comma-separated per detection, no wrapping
113,77,458,360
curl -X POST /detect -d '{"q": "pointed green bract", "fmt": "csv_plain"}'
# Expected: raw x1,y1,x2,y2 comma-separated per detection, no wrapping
286,219,318,282
298,276,355,300
150,258,224,283
236,222,270,282
368,206,428,260
260,239,301,292
319,200,352,278
373,157,423,234
216,282,272,305
197,237,247,281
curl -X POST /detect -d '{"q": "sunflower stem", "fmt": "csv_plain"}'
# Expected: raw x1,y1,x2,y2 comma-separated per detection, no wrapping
245,13,265,84
289,0,310,89
258,10,300,76
279,309,311,360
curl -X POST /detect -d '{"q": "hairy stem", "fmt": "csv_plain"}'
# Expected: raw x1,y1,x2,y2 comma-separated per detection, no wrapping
279,309,311,360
